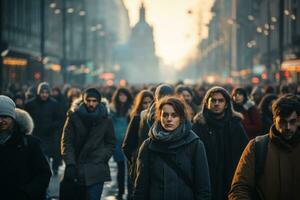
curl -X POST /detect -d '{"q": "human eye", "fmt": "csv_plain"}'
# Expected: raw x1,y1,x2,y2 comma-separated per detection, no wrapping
171,113,178,118
162,113,169,118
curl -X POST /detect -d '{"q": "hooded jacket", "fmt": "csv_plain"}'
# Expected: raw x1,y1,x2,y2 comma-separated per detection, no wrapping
133,122,211,200
61,100,116,186
192,86,248,200
0,108,51,200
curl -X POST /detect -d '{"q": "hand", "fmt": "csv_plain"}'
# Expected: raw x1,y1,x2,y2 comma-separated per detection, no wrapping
64,165,77,181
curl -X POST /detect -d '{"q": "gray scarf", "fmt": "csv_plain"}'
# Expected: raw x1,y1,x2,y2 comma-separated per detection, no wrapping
150,121,184,142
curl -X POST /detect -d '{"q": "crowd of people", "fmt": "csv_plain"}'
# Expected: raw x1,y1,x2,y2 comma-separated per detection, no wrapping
0,81,300,200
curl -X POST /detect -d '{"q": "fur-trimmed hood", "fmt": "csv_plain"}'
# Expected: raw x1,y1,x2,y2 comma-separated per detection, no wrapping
193,109,243,125
15,108,34,135
69,97,110,114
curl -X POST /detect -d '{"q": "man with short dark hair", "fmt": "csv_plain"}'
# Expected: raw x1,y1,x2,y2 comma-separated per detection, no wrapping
0,95,51,200
229,94,300,200
61,88,116,200
192,86,248,200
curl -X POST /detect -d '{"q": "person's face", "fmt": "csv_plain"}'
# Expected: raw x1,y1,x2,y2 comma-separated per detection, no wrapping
181,90,193,104
0,116,14,132
119,92,128,103
233,92,244,104
160,104,181,132
142,96,152,110
207,92,227,114
39,90,49,101
274,111,299,140
84,97,99,112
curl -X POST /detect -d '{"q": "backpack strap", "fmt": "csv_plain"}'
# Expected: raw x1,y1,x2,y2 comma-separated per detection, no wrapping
254,134,269,179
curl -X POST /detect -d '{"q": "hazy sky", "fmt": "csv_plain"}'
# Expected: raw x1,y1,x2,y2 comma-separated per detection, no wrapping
123,0,215,69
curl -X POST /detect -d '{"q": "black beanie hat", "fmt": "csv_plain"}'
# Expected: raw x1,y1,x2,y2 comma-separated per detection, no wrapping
37,82,51,95
83,88,101,102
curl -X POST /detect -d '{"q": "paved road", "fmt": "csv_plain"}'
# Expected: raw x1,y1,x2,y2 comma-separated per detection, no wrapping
48,158,126,200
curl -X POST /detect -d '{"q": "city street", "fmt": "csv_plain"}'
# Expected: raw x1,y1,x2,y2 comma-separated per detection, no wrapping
48,159,124,200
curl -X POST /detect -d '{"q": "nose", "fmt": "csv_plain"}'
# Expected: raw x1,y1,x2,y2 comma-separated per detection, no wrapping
166,115,172,121
286,122,292,130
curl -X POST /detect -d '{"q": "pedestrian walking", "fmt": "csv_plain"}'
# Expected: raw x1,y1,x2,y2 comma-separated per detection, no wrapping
60,88,116,200
232,87,262,140
133,96,211,200
110,87,133,200
0,95,51,200
192,86,248,200
122,89,154,199
229,94,300,200
25,82,63,174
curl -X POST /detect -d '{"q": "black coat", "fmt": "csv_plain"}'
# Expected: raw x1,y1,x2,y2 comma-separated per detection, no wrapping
0,109,51,200
133,124,211,200
61,102,116,186
192,112,248,200
25,96,63,140
122,114,141,180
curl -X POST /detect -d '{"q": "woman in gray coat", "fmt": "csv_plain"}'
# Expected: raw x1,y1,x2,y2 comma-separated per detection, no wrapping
133,96,211,200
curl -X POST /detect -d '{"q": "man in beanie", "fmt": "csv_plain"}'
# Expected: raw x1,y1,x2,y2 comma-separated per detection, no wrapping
60,88,116,200
25,81,64,174
192,86,248,200
0,95,51,200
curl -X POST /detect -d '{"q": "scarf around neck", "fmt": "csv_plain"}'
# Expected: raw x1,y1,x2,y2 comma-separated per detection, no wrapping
150,121,185,143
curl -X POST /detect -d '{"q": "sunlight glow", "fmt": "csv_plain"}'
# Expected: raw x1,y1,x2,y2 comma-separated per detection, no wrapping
123,0,214,68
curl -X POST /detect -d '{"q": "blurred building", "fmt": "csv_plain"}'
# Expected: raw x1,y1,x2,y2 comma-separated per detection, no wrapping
196,0,300,84
0,0,131,91
113,3,160,84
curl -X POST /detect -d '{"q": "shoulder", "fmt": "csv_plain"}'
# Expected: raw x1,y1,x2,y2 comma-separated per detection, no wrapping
22,135,42,149
25,97,36,107
193,112,206,125
232,110,244,121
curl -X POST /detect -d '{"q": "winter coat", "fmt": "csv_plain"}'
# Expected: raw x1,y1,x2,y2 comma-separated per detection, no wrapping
133,123,211,200
192,111,248,200
110,106,129,162
0,109,52,200
229,126,300,200
61,102,116,186
237,100,262,139
25,96,63,154
122,114,141,180
138,103,156,147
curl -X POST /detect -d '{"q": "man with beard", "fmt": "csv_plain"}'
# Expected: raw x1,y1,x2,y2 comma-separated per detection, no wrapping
0,95,51,200
192,86,248,200
61,88,116,200
229,94,300,200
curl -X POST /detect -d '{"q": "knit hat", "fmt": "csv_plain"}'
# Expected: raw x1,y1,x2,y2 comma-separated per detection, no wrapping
83,88,102,102
37,82,51,95
0,95,16,119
